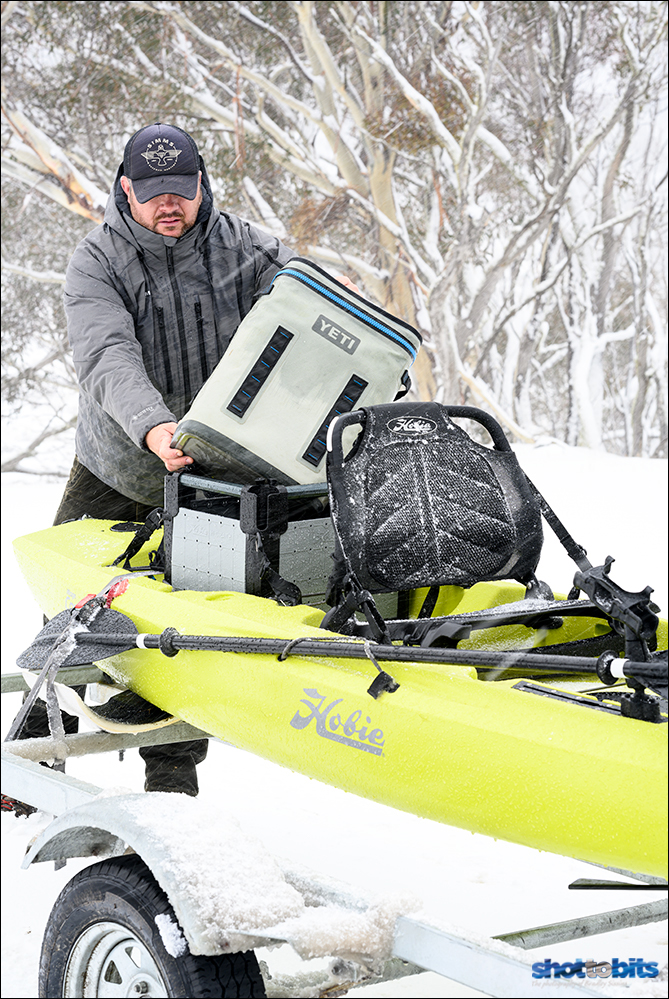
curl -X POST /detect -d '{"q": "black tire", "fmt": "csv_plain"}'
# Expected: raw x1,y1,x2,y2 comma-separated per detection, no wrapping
39,853,267,998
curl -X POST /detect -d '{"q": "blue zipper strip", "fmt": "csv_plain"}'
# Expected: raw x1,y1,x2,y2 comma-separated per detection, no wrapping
275,268,418,362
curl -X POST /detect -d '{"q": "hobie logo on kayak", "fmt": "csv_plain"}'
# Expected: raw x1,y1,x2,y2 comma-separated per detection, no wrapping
387,417,437,435
290,688,385,755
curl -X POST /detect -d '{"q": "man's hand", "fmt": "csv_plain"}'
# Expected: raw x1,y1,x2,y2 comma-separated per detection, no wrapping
336,274,361,294
145,422,194,472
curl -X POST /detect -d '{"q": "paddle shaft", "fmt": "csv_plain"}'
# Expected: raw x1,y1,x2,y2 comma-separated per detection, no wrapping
72,630,664,678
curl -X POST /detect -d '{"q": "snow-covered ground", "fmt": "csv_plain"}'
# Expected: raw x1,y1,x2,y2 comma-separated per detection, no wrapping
2,444,667,998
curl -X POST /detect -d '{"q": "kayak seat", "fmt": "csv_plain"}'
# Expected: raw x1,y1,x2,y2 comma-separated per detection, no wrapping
321,403,587,647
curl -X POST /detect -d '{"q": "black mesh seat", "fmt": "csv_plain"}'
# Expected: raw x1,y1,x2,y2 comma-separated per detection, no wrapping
321,402,606,648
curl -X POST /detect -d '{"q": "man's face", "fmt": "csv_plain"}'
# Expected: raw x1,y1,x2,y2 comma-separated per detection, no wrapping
120,174,202,237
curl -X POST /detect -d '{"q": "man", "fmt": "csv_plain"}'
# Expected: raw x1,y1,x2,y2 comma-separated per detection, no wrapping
19,122,300,797
60,121,298,518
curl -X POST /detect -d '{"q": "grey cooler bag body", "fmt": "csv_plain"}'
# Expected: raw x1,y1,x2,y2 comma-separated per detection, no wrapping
171,257,422,484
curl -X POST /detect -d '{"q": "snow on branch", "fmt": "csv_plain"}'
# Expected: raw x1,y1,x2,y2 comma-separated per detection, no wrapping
493,257,571,334
296,1,366,130
597,325,636,347
228,0,314,82
344,188,436,286
493,204,643,332
0,155,103,222
432,49,474,112
136,0,369,195
2,261,66,284
304,245,389,284
242,178,287,238
459,365,536,444
0,1,20,28
89,39,336,200
572,206,644,248
476,127,541,201
352,25,462,168
2,106,107,220
562,74,658,198
1,417,77,474
135,2,321,125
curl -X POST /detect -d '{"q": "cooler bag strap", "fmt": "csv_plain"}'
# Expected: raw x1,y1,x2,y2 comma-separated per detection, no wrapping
302,373,369,468
227,327,294,418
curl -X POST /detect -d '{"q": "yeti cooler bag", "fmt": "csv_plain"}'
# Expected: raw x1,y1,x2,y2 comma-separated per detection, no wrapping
171,257,422,484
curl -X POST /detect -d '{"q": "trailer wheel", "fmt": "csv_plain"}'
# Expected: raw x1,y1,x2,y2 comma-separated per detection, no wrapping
39,853,266,998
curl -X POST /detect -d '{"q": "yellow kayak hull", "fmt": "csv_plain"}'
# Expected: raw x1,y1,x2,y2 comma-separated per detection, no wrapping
13,520,668,878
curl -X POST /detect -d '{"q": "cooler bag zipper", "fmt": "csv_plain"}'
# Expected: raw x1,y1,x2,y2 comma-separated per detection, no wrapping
274,267,420,362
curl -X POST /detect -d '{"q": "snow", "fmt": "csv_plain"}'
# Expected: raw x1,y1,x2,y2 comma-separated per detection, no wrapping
155,913,188,958
242,177,289,240
113,793,306,954
2,447,667,997
267,897,419,966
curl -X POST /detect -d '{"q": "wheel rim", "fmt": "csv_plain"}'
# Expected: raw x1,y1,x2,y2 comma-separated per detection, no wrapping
63,920,168,998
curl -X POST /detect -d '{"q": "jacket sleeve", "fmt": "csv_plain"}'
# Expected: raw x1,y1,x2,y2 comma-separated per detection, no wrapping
64,239,176,450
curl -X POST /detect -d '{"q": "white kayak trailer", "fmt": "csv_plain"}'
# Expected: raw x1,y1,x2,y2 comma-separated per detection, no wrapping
2,666,666,999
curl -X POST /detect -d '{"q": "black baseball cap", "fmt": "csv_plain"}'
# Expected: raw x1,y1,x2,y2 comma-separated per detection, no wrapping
123,123,200,203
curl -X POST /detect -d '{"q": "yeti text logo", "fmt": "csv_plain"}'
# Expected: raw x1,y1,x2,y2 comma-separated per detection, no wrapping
141,138,183,172
312,315,360,354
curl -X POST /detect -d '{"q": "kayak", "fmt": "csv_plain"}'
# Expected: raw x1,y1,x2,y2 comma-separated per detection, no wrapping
13,517,668,879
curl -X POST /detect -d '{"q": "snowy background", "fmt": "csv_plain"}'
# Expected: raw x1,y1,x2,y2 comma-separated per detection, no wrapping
3,1,668,475
2,443,667,998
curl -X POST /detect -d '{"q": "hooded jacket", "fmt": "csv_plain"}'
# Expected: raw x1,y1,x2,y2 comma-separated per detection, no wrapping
64,159,295,506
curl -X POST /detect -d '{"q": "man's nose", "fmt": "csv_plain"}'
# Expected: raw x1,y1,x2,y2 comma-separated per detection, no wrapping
157,193,181,208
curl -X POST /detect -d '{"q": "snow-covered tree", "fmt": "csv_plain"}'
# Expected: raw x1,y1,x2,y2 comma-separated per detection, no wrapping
2,0,667,473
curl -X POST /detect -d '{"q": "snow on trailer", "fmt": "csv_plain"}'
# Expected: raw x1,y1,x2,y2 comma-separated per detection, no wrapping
1,691,665,999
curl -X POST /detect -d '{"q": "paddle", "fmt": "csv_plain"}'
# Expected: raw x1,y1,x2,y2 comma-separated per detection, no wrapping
16,611,667,701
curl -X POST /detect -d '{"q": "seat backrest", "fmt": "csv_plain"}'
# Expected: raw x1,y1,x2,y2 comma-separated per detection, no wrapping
326,402,543,593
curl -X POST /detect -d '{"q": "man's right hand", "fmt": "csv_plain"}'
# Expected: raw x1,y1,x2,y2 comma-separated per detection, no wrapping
145,422,194,472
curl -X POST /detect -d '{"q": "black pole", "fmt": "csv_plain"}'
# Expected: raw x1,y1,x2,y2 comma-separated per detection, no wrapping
71,629,662,677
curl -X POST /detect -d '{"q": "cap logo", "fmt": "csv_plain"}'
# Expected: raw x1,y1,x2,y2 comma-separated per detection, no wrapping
141,138,183,172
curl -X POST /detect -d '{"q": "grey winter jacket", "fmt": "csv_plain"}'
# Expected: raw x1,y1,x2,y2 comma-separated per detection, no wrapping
64,162,295,506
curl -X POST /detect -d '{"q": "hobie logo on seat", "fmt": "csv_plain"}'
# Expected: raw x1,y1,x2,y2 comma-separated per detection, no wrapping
312,315,360,354
290,688,384,755
387,417,437,435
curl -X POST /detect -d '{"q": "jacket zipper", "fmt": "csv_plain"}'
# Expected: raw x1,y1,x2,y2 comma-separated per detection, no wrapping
154,304,174,394
166,246,192,400
194,299,208,383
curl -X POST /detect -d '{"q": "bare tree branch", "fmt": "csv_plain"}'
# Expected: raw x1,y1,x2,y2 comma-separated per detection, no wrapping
1,417,77,474
2,260,66,284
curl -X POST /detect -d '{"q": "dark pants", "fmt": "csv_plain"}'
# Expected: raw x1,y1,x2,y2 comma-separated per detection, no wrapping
21,457,208,796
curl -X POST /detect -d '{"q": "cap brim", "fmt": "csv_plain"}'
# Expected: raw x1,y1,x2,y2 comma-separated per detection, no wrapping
131,173,200,204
